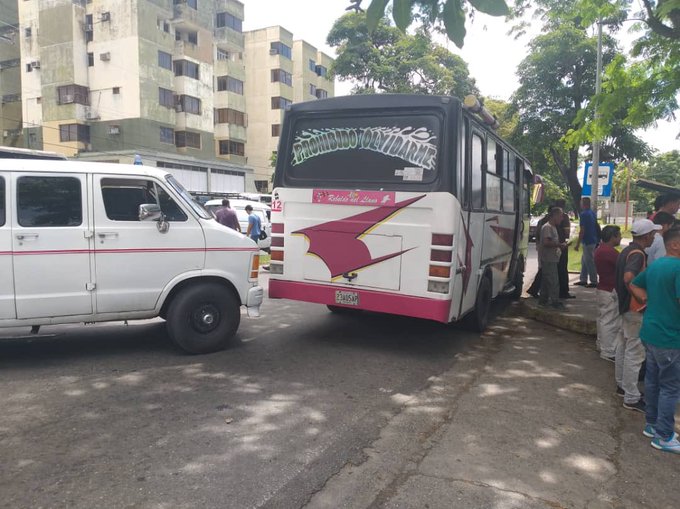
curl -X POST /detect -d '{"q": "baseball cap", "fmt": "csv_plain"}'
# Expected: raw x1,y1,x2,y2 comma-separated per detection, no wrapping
631,219,662,236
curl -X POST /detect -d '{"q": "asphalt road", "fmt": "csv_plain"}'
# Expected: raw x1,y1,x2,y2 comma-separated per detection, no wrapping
0,275,502,509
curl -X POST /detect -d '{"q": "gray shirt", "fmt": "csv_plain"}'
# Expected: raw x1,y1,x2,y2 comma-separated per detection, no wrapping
646,232,666,264
540,223,561,263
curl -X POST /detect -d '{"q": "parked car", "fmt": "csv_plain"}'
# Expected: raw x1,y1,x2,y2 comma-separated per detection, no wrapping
204,199,271,251
0,160,263,354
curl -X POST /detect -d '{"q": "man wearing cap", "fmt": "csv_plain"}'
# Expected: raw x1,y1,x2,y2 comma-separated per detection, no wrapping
614,219,662,412
629,227,680,453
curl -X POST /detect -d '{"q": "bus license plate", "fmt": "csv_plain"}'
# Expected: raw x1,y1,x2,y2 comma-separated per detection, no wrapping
335,290,359,306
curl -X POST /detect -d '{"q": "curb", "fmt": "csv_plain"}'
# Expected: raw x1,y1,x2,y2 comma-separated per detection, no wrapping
518,298,597,336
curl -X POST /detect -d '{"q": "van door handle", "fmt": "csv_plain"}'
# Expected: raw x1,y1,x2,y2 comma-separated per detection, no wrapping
16,233,39,241
97,232,119,239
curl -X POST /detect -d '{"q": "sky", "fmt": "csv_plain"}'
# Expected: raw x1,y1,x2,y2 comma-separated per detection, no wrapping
243,0,678,154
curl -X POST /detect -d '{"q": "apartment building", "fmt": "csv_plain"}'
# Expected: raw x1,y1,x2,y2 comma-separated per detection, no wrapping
2,0,334,194
244,27,334,190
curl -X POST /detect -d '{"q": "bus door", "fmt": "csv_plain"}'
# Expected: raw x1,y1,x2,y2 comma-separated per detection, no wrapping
457,128,487,317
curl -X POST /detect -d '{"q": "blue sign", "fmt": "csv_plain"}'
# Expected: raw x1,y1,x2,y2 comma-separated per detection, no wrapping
582,162,614,198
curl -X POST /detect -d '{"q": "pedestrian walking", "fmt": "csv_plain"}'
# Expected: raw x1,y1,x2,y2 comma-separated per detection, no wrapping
594,225,622,362
214,199,241,232
614,219,661,412
646,212,675,264
245,204,262,243
629,227,680,453
574,197,599,287
538,207,567,309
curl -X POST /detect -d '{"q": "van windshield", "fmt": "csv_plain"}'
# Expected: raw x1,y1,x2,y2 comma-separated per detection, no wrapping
282,112,442,187
166,175,211,219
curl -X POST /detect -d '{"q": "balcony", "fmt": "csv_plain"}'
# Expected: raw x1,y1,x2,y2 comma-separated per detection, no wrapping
174,40,201,60
173,5,201,29
214,26,244,49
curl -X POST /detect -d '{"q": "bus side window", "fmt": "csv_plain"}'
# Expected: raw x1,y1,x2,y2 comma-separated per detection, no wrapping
471,133,484,210
460,120,468,208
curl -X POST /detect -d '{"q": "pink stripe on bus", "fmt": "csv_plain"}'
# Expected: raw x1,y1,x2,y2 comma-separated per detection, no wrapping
269,279,452,323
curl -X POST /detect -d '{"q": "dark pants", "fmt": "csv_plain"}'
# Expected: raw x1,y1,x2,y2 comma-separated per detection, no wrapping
558,247,569,297
528,269,542,296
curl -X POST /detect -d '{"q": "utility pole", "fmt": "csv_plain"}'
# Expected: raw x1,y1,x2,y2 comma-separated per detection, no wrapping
625,160,631,230
591,20,603,217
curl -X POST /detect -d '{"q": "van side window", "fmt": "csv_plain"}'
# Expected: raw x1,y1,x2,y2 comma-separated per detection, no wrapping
101,178,187,222
17,176,82,227
0,177,5,226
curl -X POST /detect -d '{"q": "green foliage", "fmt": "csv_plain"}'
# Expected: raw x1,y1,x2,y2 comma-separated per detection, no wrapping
364,0,510,47
327,12,479,96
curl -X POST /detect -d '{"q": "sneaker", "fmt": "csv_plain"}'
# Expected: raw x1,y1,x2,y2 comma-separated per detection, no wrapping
651,433,680,454
615,386,624,397
643,424,656,438
623,399,646,413
573,281,587,286
600,354,615,363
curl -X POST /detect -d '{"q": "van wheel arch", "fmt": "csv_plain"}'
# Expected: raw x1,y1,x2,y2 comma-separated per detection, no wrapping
159,277,241,320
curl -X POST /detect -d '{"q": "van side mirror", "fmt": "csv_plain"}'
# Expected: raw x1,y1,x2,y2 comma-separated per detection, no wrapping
139,203,162,221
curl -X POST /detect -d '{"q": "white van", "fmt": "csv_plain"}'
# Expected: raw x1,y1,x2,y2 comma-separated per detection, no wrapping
204,198,271,251
0,160,263,354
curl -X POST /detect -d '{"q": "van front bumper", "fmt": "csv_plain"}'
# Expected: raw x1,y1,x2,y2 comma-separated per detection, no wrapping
246,285,264,317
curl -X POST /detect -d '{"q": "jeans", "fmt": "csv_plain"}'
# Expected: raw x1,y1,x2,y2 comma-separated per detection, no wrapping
539,261,559,305
579,243,598,284
596,289,622,358
615,312,645,404
644,343,680,441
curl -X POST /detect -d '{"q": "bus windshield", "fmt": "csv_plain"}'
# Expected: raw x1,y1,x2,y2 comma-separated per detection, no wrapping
283,112,442,187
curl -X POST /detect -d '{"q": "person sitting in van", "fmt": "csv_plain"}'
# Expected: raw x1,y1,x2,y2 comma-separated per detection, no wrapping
215,199,240,232
245,204,261,243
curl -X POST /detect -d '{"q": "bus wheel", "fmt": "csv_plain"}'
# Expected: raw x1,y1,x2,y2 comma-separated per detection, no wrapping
468,277,492,332
166,283,240,354
510,259,524,300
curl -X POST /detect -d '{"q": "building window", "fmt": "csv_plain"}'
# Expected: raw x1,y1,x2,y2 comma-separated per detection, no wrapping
215,108,246,126
174,0,197,9
316,88,328,99
159,87,174,108
57,85,89,105
85,14,93,42
309,59,316,72
112,87,120,94
309,84,317,96
25,63,32,72
187,31,198,44
271,124,281,137
157,18,170,33
218,140,245,156
216,12,242,32
271,69,292,86
270,41,292,59
59,123,90,143
216,76,244,94
174,59,199,79
271,96,292,110
175,130,201,149
158,50,172,70
315,65,327,78
176,94,201,115
255,180,269,193
87,52,94,66
160,127,174,144
216,48,229,61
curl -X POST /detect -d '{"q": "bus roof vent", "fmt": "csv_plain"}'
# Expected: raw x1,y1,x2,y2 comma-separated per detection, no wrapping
463,95,500,130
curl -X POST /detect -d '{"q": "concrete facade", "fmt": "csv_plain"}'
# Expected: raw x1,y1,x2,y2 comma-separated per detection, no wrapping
3,0,334,194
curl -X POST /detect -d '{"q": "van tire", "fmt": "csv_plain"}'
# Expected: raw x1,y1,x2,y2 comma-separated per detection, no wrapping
466,276,492,333
166,283,240,354
510,258,524,300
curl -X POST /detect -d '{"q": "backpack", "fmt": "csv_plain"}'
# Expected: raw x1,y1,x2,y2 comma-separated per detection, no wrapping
625,249,647,313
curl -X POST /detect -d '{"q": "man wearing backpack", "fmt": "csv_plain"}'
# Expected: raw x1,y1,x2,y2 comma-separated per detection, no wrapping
614,219,661,412
245,204,262,244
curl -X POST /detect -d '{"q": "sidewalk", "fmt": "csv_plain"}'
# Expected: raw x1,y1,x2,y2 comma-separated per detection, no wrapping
305,311,680,509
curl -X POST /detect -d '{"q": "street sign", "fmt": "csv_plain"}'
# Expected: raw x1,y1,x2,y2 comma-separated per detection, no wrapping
582,162,614,198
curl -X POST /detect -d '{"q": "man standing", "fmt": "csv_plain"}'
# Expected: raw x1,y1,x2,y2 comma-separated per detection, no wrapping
554,199,575,299
574,197,599,288
539,207,567,309
650,193,680,221
594,225,622,362
214,199,241,232
646,212,675,264
245,204,262,244
629,227,680,453
614,219,661,412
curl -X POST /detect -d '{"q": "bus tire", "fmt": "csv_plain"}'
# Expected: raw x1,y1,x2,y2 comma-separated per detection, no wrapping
166,283,240,354
468,276,492,333
510,258,525,300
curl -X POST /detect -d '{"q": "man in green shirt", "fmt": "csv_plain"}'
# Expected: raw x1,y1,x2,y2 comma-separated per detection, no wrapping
630,227,680,454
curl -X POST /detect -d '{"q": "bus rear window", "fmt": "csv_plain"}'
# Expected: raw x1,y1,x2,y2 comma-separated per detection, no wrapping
283,113,442,186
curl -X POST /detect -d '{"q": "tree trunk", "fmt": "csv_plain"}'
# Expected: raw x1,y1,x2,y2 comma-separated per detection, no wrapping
550,146,583,217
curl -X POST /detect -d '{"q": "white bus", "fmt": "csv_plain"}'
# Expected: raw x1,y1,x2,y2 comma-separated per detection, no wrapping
268,95,532,331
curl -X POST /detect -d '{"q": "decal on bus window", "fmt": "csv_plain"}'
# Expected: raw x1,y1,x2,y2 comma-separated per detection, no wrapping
291,127,438,171
312,189,396,206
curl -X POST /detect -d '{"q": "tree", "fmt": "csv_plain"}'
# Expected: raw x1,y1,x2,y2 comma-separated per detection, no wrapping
327,12,479,97
348,0,511,48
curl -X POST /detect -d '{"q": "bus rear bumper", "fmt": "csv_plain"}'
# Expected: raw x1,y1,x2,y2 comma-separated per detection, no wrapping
269,279,452,323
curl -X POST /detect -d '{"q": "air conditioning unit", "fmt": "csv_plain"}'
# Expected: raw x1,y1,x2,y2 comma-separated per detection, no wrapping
108,125,120,135
269,48,278,55
85,111,100,120
2,130,9,138
100,52,111,61
30,60,40,69
101,12,111,22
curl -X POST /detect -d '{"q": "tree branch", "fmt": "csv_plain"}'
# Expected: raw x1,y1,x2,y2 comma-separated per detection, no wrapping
641,0,680,40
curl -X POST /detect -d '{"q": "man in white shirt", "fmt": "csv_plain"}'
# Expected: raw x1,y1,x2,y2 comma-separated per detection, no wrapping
646,212,675,264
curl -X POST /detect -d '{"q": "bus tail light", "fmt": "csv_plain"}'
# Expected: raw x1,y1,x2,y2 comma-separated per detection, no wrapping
432,233,453,246
271,250,284,262
430,249,452,262
270,223,284,274
250,254,260,279
429,266,451,278
271,223,284,234
428,281,450,294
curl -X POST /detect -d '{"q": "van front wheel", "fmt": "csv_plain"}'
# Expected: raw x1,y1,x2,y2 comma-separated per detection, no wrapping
166,283,240,354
